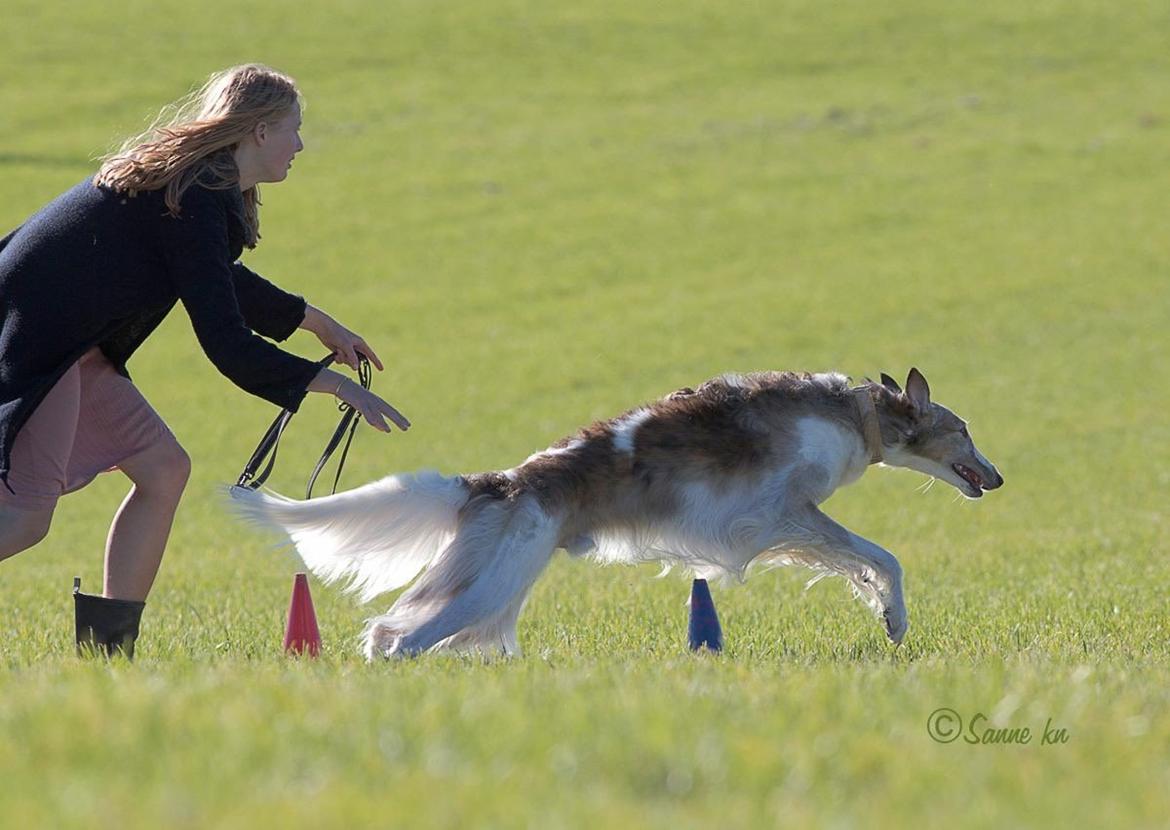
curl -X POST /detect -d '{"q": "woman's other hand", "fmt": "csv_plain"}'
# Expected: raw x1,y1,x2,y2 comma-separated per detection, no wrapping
300,304,383,372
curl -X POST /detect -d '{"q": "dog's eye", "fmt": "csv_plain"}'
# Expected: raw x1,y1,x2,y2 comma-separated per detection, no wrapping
959,425,970,438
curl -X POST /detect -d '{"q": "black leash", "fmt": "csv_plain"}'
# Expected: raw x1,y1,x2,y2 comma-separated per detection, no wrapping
236,353,372,499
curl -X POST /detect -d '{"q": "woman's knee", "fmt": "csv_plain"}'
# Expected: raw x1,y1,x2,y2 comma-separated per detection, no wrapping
151,441,192,496
122,438,192,498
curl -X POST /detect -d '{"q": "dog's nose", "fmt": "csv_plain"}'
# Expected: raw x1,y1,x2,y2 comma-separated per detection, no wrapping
987,469,1004,489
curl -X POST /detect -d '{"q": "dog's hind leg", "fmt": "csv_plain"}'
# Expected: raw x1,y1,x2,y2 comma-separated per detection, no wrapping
429,589,531,656
493,591,528,655
383,497,560,657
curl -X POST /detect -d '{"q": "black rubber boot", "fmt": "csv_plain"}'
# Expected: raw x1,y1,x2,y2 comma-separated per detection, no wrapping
73,577,146,659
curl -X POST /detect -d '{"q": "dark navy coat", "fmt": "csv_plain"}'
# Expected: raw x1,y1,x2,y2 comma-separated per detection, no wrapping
0,176,321,491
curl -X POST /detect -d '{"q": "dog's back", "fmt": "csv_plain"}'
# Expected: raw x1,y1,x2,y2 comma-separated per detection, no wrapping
473,372,860,563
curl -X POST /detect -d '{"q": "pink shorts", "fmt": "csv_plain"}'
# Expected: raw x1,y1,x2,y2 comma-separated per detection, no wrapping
0,348,177,511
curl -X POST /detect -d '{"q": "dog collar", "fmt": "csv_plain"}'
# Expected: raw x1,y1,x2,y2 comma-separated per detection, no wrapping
852,388,884,465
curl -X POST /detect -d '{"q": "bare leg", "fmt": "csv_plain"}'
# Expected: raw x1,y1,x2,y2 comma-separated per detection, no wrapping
0,362,78,562
102,440,190,602
0,504,54,561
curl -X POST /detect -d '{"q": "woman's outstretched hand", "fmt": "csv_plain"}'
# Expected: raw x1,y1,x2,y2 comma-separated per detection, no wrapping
300,304,383,372
336,376,411,433
308,367,410,433
301,305,409,433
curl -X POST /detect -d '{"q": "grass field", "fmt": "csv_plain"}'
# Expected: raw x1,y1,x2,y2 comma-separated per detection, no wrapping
2,1,1169,827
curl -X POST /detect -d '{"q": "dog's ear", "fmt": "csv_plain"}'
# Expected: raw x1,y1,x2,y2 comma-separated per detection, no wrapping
905,367,931,415
880,373,902,394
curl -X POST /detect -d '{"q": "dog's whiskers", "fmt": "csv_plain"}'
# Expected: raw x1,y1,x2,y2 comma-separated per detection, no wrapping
915,477,937,495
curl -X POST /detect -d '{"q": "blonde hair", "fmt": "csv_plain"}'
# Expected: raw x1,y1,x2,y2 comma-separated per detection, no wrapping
95,64,301,248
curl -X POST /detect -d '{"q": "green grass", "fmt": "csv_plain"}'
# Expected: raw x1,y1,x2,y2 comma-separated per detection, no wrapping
2,1,1169,827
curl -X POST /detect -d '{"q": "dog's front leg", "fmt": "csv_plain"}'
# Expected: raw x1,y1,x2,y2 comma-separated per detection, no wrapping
786,506,908,644
846,528,907,645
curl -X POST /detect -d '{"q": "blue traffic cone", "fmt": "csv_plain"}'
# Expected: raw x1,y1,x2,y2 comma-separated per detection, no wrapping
688,578,723,652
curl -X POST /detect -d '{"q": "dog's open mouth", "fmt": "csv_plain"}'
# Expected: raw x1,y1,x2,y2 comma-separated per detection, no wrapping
953,463,985,497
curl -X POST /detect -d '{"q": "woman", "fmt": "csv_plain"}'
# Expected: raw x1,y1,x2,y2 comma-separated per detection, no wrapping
0,64,410,656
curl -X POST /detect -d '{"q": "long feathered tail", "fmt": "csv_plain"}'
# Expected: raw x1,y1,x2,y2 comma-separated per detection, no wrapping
228,471,470,603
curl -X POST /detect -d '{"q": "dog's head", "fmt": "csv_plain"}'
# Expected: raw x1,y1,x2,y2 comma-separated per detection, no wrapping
870,368,1004,499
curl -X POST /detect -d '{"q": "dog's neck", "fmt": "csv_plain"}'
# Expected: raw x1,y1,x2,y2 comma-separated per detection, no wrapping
852,387,884,465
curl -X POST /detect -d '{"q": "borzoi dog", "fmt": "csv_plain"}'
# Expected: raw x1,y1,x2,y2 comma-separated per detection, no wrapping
230,368,1002,658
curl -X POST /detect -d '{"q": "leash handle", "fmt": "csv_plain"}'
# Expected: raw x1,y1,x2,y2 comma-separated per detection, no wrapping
234,408,295,491
305,356,371,499
236,353,372,497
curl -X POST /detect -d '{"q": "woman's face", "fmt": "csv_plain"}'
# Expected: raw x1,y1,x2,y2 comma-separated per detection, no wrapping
257,102,304,183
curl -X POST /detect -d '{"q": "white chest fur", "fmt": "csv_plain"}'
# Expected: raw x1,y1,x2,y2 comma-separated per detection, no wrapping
794,416,869,502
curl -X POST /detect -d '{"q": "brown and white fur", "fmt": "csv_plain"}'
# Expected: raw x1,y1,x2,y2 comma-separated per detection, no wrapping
230,368,1002,658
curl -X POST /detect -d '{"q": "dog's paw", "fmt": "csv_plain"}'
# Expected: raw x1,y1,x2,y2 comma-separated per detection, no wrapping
364,622,405,661
883,606,908,645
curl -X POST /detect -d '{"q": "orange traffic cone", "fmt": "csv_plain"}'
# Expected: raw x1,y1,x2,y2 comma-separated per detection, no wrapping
284,572,321,657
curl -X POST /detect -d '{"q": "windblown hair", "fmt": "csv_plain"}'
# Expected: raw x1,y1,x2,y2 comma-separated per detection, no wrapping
94,64,301,248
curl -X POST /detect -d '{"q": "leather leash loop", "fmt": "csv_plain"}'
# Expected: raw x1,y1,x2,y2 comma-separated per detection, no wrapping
236,353,371,498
